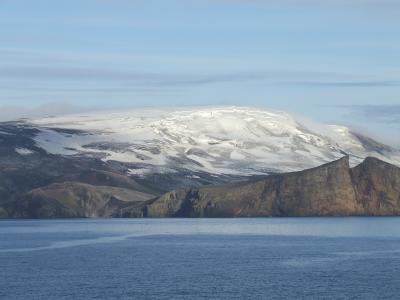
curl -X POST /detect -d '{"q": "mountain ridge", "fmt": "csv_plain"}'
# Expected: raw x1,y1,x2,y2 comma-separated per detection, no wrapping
144,156,400,218
2,155,400,218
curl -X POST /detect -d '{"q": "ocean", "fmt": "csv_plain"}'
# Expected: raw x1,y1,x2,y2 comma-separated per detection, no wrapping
1,218,400,299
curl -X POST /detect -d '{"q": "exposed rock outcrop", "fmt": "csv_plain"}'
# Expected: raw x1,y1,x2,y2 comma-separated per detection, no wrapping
1,154,400,218
7,182,154,218
351,157,400,215
145,156,400,217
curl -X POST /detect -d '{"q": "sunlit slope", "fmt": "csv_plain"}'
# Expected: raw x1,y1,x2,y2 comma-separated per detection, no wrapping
31,106,400,176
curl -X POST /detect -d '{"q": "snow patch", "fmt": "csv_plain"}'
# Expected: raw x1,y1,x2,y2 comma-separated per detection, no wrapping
15,148,34,155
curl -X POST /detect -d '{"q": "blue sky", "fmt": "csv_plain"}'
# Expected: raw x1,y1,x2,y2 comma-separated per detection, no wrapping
0,0,399,145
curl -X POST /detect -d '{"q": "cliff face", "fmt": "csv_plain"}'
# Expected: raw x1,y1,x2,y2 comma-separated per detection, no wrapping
146,156,400,217
2,155,400,218
351,157,400,215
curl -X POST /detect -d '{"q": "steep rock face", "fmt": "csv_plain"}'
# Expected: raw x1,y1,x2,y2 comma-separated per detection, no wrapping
146,156,400,217
2,151,400,218
147,157,359,217
351,157,400,215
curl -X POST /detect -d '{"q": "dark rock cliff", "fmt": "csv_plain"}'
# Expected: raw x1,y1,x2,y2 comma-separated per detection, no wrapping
351,157,400,215
145,156,400,217
2,155,400,218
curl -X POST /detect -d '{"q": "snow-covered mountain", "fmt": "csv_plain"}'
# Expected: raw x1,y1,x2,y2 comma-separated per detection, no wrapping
29,106,400,177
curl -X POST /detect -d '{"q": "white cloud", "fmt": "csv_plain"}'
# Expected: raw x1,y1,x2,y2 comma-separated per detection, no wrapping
0,103,101,121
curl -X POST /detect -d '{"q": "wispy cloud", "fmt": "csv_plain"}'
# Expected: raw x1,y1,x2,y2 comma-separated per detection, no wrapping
338,104,400,123
0,102,103,122
225,0,400,10
1,53,397,90
286,81,400,88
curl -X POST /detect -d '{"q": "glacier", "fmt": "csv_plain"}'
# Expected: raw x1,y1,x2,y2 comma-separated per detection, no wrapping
30,106,400,177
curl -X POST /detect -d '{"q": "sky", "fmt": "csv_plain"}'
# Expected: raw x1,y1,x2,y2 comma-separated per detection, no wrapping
0,0,399,146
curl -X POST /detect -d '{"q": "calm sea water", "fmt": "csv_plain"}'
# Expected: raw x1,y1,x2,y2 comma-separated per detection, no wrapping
2,218,400,299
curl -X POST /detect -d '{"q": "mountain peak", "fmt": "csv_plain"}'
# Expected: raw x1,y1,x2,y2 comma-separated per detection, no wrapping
21,106,400,178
